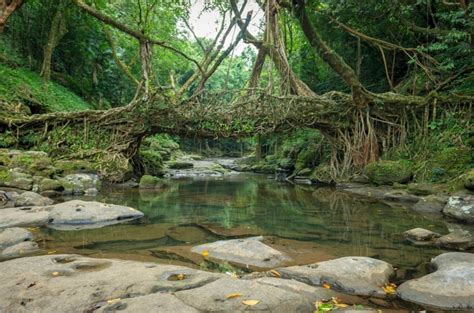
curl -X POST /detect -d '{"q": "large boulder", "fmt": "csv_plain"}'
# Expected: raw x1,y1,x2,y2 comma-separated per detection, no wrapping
0,190,19,208
364,160,413,185
443,195,474,223
397,252,474,310
59,173,101,195
277,256,394,297
0,200,144,230
191,236,291,269
0,254,358,313
47,200,144,230
0,170,33,190
15,191,54,207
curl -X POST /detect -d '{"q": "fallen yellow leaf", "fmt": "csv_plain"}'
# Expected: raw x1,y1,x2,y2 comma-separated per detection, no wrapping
201,250,209,258
226,293,242,299
242,300,260,306
269,269,281,278
322,283,331,289
27,227,39,231
47,250,57,255
382,283,397,295
107,298,121,304
52,272,60,276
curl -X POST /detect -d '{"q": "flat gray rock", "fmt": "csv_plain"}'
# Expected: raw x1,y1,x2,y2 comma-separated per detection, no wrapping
397,252,474,310
175,277,336,312
0,254,222,312
443,196,474,223
96,293,200,313
278,256,394,297
47,200,144,230
0,227,33,249
0,206,50,228
1,241,39,260
191,236,291,269
0,200,144,230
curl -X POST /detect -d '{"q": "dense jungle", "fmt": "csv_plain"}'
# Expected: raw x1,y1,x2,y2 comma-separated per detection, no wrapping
0,0,473,312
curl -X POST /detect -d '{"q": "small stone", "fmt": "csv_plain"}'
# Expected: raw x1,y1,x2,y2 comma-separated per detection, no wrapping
436,230,474,251
412,195,447,214
1,241,39,260
404,228,441,242
443,196,474,223
0,227,33,250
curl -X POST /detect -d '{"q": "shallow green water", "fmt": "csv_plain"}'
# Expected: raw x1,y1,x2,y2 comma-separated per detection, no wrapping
40,174,450,274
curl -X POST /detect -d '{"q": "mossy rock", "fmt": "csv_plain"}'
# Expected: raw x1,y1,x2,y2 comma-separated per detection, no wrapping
364,160,413,185
139,175,166,189
0,170,33,190
429,146,471,182
0,132,16,148
407,183,435,196
278,157,294,170
140,150,165,177
464,169,474,191
295,145,320,171
54,160,97,175
96,154,132,182
310,164,333,185
250,162,276,174
9,151,55,177
297,168,312,177
168,161,194,169
38,178,63,192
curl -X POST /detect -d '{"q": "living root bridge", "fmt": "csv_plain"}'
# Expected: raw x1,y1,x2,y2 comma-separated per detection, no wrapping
1,89,471,179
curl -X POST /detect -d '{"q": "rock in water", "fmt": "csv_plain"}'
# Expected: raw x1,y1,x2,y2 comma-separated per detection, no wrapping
47,200,144,230
277,256,394,297
191,236,290,269
436,230,474,251
0,227,39,260
412,195,446,214
0,200,144,230
397,252,474,310
404,228,441,245
15,191,54,207
443,195,474,223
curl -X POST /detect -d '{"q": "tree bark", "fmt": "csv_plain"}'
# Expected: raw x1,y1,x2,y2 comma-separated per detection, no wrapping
40,3,68,83
0,0,23,33
293,0,369,107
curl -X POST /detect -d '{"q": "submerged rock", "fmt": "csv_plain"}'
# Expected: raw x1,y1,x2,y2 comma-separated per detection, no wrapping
191,236,291,269
436,230,474,251
397,252,474,310
403,228,441,244
139,175,166,189
443,195,474,223
277,256,394,297
412,195,446,214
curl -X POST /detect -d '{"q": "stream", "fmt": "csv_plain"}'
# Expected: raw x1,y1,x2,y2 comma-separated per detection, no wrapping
36,172,452,279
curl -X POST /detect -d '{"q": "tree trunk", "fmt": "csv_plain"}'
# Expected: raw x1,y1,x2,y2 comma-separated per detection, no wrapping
40,3,67,83
139,40,153,93
294,0,369,107
0,0,23,33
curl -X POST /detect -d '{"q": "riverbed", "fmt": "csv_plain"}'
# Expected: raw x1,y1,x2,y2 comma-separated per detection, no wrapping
37,173,451,279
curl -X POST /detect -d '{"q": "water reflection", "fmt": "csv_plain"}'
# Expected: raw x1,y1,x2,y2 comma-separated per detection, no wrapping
41,174,449,271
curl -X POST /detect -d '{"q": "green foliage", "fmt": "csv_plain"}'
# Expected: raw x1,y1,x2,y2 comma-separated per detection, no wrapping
0,64,92,112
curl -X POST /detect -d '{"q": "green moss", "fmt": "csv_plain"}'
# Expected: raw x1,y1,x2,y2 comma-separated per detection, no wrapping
139,175,163,189
364,160,413,185
0,64,93,113
168,161,194,169
0,132,16,148
295,144,320,171
429,146,471,182
54,160,97,174
140,150,165,177
464,169,474,191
